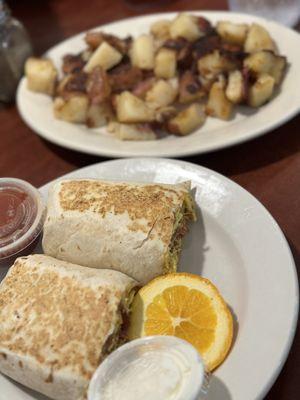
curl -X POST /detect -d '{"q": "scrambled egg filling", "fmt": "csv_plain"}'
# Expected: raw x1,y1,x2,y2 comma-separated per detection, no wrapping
102,288,138,356
164,193,197,273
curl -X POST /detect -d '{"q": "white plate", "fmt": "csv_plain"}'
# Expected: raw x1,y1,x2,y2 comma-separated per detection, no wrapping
0,158,298,400
17,11,300,158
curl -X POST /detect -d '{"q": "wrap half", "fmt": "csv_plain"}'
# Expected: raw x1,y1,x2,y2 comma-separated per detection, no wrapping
42,179,196,283
0,254,137,400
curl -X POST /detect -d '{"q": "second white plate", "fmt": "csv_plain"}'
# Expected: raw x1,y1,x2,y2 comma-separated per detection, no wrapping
0,158,298,400
17,11,300,158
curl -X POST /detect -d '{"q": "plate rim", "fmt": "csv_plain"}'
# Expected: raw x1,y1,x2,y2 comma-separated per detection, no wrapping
17,10,300,158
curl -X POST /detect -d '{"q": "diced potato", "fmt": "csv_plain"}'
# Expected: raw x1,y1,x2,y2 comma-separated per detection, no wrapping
248,73,275,107
81,49,93,62
154,48,177,79
150,20,171,40
198,50,236,80
84,42,122,73
53,95,88,123
115,91,155,123
244,50,275,74
244,51,287,85
86,102,113,128
216,21,248,45
206,80,233,120
170,13,202,42
225,70,245,104
130,35,155,70
155,106,177,123
244,24,276,53
25,57,57,96
145,80,177,108
108,122,156,140
167,103,206,135
271,56,287,85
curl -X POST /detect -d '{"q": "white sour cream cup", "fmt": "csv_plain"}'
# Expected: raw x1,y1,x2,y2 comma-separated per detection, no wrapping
88,336,210,400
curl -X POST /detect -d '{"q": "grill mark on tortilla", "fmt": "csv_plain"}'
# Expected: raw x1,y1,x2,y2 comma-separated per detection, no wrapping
0,259,123,380
58,180,189,245
45,372,53,383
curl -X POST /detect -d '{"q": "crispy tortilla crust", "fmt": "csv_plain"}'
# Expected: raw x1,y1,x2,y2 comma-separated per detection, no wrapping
43,179,195,284
0,255,137,400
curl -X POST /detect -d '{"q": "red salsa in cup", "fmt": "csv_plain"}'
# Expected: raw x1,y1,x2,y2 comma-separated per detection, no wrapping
0,178,45,265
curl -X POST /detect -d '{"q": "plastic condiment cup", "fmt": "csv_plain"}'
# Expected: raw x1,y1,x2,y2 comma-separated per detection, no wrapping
88,336,210,400
0,178,45,265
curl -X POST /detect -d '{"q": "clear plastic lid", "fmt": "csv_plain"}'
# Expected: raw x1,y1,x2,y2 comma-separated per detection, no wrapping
0,178,45,262
88,336,210,400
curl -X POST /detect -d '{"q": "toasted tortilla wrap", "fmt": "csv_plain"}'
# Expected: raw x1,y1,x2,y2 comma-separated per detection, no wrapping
42,179,196,283
0,254,137,400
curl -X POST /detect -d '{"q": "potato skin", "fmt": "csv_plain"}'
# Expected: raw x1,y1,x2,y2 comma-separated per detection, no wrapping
25,57,57,96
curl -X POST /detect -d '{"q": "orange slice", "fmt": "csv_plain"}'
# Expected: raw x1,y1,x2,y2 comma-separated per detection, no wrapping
129,273,233,371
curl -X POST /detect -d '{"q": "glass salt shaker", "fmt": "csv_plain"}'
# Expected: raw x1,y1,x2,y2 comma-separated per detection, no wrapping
0,0,32,102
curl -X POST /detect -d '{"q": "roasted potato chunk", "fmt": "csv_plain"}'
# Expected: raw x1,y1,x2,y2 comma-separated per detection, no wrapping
225,70,245,104
130,35,155,70
115,91,155,123
146,80,178,108
216,21,248,45
155,106,177,123
154,48,177,79
271,56,287,85
150,20,171,40
244,51,287,85
248,73,275,107
244,24,276,53
244,50,274,74
84,42,122,73
206,80,233,120
25,57,57,96
108,122,156,140
170,13,202,42
53,95,88,123
198,50,236,79
86,102,113,128
168,103,206,135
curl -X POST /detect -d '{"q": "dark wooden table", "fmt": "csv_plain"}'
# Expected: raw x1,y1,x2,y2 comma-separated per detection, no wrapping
1,0,299,398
